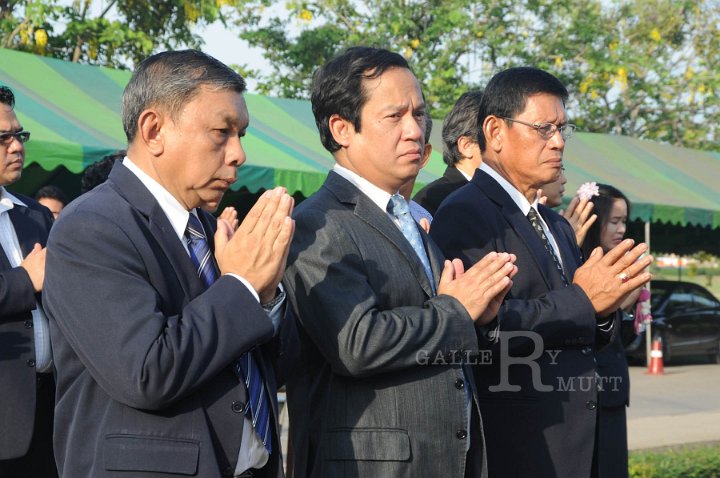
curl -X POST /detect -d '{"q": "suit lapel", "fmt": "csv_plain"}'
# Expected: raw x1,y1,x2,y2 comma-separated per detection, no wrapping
7,204,45,256
474,171,561,290
325,172,435,297
107,163,207,300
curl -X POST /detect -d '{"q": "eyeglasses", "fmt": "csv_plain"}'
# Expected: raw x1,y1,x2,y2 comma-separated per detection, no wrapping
499,117,576,141
0,130,31,145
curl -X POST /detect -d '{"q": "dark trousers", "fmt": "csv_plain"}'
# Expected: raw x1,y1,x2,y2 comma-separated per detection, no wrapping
0,374,58,478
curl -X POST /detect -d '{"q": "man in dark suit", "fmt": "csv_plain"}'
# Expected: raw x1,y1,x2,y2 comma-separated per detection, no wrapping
430,67,652,478
0,86,57,478
412,90,483,215
43,51,294,478
282,47,517,478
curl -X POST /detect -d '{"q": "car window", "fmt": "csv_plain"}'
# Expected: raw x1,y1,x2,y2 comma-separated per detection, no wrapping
689,285,720,309
664,288,693,314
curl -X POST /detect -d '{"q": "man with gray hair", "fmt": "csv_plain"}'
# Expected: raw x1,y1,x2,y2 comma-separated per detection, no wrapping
43,50,293,478
413,90,483,215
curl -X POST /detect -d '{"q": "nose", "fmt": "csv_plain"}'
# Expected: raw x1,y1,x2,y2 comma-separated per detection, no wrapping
226,135,246,168
403,115,423,142
7,135,25,153
548,127,565,149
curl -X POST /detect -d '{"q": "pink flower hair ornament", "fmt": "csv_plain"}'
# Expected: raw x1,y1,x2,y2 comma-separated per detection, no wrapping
576,181,600,201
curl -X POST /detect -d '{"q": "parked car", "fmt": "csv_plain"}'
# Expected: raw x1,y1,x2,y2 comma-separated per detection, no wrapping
625,280,720,364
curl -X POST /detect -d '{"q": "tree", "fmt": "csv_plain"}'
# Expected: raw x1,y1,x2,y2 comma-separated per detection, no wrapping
0,0,240,68
231,0,719,149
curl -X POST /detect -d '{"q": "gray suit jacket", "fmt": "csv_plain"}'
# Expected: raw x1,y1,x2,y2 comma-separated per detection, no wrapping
43,162,284,478
282,171,484,478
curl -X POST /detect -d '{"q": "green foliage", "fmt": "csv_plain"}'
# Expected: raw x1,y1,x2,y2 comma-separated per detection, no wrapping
629,443,720,477
231,0,718,149
0,0,239,68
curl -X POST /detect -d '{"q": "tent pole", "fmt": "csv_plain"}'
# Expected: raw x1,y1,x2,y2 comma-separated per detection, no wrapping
644,220,652,367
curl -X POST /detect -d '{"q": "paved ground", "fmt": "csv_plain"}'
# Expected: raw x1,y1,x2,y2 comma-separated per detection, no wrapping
627,360,720,449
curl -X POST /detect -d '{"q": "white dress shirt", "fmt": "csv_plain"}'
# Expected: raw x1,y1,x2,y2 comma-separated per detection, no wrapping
123,157,277,474
0,187,52,372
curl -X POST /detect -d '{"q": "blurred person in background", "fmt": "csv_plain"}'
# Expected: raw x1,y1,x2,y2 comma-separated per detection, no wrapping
579,182,647,478
35,185,67,220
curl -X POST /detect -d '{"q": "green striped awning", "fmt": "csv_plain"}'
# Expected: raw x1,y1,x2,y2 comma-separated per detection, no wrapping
2,47,719,228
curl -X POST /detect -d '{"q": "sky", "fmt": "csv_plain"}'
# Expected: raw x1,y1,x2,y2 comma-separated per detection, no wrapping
195,20,272,93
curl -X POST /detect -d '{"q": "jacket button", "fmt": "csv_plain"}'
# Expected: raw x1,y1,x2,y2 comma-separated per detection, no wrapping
456,429,467,439
231,400,244,413
24,320,33,329
26,359,36,367
455,379,465,390
581,346,592,355
586,400,597,410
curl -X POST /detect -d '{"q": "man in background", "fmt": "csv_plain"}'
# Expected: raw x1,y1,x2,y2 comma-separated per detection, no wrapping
0,85,56,477
413,90,483,215
34,185,66,220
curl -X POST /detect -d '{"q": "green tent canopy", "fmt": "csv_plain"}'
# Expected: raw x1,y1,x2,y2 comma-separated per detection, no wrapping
2,47,719,228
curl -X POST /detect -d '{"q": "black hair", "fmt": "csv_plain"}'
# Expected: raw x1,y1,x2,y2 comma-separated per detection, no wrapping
81,150,125,193
477,67,568,151
311,46,410,153
0,86,15,108
35,185,67,205
581,184,631,257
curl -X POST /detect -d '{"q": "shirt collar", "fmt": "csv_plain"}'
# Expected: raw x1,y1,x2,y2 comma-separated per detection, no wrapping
332,164,395,213
480,163,538,216
123,156,195,241
0,186,27,214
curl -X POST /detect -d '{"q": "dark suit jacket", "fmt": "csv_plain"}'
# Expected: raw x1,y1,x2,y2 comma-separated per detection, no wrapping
0,194,53,460
430,169,614,478
282,171,485,478
43,163,284,478
412,166,469,216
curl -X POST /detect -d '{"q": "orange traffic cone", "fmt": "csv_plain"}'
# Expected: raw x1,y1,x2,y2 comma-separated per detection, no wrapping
646,336,664,375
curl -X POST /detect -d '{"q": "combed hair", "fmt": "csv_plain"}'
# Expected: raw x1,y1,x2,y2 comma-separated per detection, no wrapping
121,50,246,142
441,90,483,166
311,46,410,153
0,86,15,108
477,67,568,151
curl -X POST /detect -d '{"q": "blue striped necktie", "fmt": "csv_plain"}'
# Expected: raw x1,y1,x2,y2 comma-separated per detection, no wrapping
387,195,435,294
185,213,272,453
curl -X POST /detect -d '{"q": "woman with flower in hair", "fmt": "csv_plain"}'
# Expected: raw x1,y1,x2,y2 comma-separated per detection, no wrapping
578,183,650,478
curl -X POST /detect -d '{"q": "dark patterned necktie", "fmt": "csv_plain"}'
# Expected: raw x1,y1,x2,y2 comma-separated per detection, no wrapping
185,213,272,453
526,207,568,286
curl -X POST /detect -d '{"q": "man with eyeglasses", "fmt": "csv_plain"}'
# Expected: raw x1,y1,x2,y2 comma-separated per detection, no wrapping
430,68,651,478
0,85,57,477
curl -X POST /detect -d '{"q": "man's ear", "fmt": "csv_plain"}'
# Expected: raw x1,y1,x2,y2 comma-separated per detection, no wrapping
457,135,477,159
483,116,503,153
137,109,165,156
328,114,353,148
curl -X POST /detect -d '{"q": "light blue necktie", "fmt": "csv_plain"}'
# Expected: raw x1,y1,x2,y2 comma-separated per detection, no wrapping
185,213,272,453
387,195,435,293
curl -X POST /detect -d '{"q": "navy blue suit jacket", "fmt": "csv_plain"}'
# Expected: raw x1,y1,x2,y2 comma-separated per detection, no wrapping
431,169,614,478
0,194,53,460
43,162,284,478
